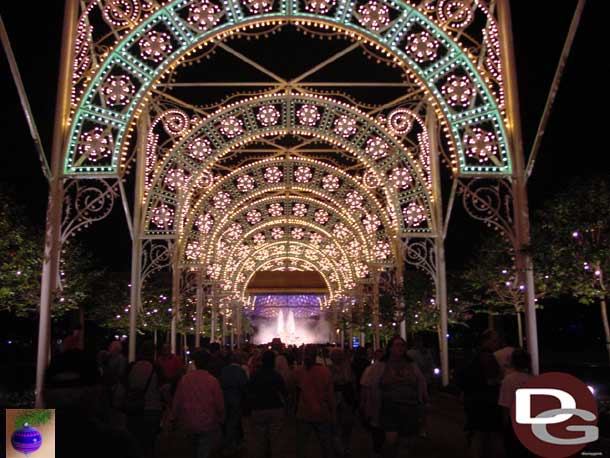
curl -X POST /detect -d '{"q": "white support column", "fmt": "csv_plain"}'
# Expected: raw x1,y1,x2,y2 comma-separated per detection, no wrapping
211,288,217,342
171,265,180,354
434,239,450,387
128,111,149,362
372,270,381,350
35,0,78,408
428,108,449,386
498,0,539,375
222,310,227,347
195,271,204,348
400,320,407,341
236,305,242,349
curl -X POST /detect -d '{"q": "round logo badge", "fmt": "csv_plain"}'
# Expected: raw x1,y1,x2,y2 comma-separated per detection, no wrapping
511,372,599,458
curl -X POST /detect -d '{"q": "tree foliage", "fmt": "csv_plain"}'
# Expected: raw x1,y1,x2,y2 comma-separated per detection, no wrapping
532,176,610,304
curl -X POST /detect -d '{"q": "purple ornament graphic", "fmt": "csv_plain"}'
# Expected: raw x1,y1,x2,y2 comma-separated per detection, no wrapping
11,423,42,457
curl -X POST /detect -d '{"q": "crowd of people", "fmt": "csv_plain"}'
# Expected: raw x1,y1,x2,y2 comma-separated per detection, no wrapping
41,330,533,458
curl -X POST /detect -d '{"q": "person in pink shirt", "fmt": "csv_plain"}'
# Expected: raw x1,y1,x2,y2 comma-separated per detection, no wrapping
171,349,225,458
294,345,336,458
156,343,184,385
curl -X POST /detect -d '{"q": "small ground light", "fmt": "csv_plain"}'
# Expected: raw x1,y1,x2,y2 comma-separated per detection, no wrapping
588,385,596,395
434,368,440,376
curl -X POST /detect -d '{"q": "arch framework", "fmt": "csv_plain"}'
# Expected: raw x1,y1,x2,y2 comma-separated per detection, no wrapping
35,0,538,406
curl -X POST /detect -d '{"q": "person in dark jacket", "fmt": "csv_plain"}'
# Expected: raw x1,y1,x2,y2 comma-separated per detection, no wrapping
247,350,287,458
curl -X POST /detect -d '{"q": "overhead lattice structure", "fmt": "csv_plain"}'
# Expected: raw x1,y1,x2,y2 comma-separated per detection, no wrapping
34,0,541,404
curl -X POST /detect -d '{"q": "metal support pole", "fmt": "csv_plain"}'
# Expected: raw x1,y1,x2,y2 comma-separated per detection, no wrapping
35,0,78,408
236,305,242,349
400,321,407,341
171,265,180,354
428,106,450,387
211,289,217,342
434,239,450,387
128,112,149,362
498,0,540,375
195,271,204,348
372,272,380,350
222,311,227,347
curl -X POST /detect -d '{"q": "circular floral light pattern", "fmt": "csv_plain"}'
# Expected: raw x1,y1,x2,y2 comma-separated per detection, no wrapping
264,166,283,184
362,170,381,189
102,75,134,107
345,191,364,209
321,174,340,192
243,0,273,13
271,227,284,240
294,166,313,183
219,116,244,138
188,0,223,31
78,127,113,162
187,138,213,161
164,168,189,191
323,244,338,257
403,202,427,227
375,240,391,260
139,31,173,63
305,249,318,261
291,228,305,240
212,191,231,210
207,263,221,279
186,241,202,260
246,209,262,225
365,137,390,159
333,115,357,138
348,240,360,258
333,223,350,240
309,232,323,245
357,1,390,31
268,203,283,216
405,32,440,63
389,168,412,189
362,213,381,233
194,171,214,189
253,233,266,245
296,104,321,127
387,108,414,135
438,0,474,28
226,223,243,241
463,127,498,163
442,74,475,107
195,213,214,233
292,203,308,217
314,209,329,225
236,244,250,258
236,175,255,192
152,204,174,229
355,263,369,278
303,0,336,13
256,105,280,126
102,0,140,27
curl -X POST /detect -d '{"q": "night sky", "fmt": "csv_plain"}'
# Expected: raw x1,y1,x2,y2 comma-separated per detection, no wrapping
0,1,605,353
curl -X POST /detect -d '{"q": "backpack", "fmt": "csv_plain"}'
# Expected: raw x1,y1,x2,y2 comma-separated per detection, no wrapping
123,362,154,415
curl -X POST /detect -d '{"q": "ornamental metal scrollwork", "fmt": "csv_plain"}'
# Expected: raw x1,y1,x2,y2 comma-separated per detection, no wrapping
141,239,174,286
402,238,437,288
61,179,119,243
458,178,516,248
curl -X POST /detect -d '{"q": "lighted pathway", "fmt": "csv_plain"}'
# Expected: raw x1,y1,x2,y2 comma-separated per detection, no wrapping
155,392,471,458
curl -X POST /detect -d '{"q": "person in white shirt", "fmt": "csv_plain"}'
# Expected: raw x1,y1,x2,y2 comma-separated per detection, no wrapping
498,349,534,457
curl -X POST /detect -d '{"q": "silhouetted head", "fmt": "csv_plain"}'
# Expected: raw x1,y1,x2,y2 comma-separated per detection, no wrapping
262,350,276,370
193,349,211,370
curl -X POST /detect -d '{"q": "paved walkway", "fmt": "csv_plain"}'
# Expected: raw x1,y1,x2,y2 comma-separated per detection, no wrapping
156,392,471,458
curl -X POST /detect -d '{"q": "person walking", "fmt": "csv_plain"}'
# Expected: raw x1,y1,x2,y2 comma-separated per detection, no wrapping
329,349,357,458
124,341,162,458
360,336,427,458
247,350,287,458
498,349,534,457
171,349,225,458
220,352,248,454
294,345,336,458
